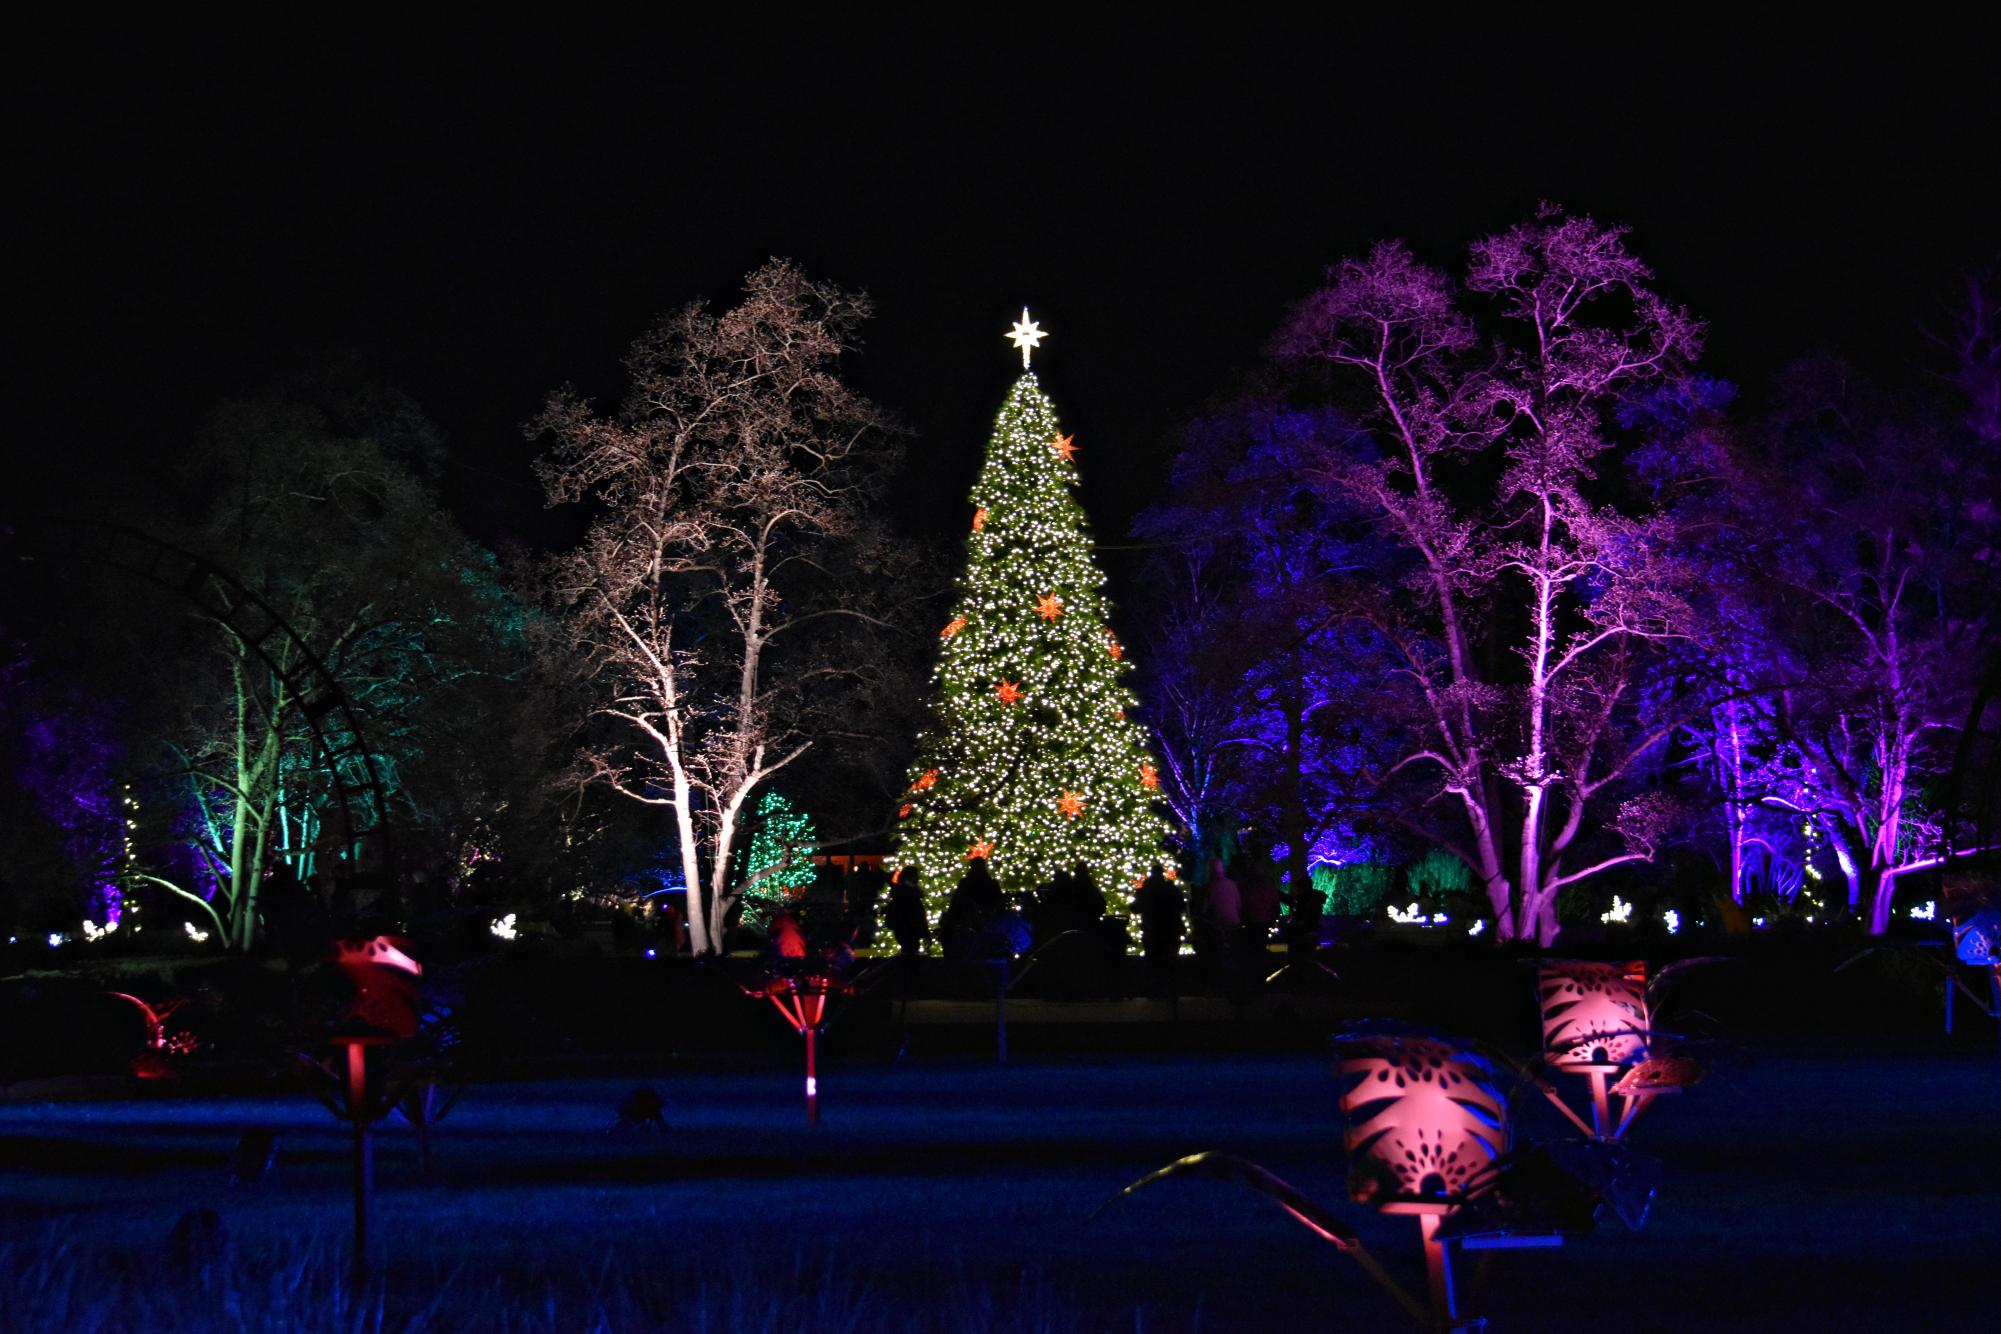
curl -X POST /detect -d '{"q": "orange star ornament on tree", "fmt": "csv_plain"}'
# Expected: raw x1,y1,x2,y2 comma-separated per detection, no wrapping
1106,630,1124,660
967,840,994,861
1049,433,1078,462
1036,593,1063,621
972,507,987,531
996,679,1023,706
1058,791,1085,819
912,769,939,792
1140,762,1160,790
941,615,967,639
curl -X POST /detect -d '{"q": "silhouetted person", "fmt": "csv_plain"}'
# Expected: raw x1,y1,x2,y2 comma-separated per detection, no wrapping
1240,864,1281,957
1072,862,1107,925
942,857,1003,960
851,864,889,945
1135,864,1184,997
1201,858,1242,993
1205,859,1241,929
885,867,929,957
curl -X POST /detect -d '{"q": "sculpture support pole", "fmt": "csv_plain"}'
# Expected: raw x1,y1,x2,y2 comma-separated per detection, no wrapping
345,1044,372,1270
804,1025,819,1125
1418,1211,1460,1328
996,957,1010,1065
1587,1068,1611,1137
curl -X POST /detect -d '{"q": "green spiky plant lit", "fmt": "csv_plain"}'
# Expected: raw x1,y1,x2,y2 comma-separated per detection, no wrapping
738,789,817,929
897,312,1169,919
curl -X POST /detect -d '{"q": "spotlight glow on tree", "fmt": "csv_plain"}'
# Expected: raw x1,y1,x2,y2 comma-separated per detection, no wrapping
898,314,1168,910
738,789,817,929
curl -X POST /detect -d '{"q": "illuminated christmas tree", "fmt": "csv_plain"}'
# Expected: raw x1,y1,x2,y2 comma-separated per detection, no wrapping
737,788,817,929
897,311,1169,915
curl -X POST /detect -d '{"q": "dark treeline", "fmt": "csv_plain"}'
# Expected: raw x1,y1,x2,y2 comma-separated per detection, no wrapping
3,218,1997,955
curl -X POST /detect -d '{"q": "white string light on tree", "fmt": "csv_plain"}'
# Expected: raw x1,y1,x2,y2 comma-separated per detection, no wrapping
897,310,1169,921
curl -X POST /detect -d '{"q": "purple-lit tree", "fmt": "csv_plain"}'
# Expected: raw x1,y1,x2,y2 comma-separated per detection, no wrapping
1740,358,1999,933
0,639,128,931
1275,209,1703,943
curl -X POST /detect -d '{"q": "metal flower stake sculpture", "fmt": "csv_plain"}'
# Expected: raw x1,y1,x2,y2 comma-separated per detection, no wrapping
305,936,425,1267
742,921,868,1125
106,991,196,1079
1100,1024,1658,1330
1530,960,1707,1138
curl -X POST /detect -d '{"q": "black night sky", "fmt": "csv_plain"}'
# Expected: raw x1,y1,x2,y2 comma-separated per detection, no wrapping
11,20,1997,544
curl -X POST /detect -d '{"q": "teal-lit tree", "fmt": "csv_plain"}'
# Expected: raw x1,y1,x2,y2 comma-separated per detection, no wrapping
898,312,1169,914
738,789,817,929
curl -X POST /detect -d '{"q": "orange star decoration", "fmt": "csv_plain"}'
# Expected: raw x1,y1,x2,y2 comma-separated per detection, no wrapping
912,769,939,792
1132,877,1147,890
1058,790,1085,819
1140,762,1160,790
1164,866,1179,881
1106,630,1124,660
941,615,967,639
967,840,994,861
898,803,913,819
1036,593,1064,621
996,679,1023,706
972,507,988,531
1050,433,1078,462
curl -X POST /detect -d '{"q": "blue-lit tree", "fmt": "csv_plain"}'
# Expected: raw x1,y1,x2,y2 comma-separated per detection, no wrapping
1136,400,1385,933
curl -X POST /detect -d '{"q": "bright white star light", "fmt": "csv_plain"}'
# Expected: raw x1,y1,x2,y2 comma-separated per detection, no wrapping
1006,308,1046,367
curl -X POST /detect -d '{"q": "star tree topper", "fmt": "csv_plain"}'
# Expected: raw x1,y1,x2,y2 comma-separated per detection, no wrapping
1007,307,1046,368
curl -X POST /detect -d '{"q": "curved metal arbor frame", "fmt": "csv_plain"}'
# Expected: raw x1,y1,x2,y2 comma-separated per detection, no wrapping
7,518,398,916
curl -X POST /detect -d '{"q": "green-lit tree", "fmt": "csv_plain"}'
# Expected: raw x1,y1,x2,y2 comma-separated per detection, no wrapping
898,313,1169,915
737,789,817,930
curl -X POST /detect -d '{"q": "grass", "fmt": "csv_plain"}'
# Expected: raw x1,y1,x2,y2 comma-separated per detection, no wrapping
3,1038,2000,1330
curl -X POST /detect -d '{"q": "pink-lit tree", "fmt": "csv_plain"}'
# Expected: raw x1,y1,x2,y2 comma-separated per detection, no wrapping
1277,209,1703,943
535,261,906,956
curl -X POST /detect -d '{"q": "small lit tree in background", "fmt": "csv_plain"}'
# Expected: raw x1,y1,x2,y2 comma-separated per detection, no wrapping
898,314,1169,914
737,789,817,930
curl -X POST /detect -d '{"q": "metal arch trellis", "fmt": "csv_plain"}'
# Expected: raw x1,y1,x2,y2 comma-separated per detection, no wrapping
7,517,398,915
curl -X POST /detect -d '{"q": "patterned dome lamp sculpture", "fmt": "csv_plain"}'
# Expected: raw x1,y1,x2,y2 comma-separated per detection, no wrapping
1095,1024,1666,1331
1334,1027,1526,1327
1947,909,2001,1052
1533,960,1705,1138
